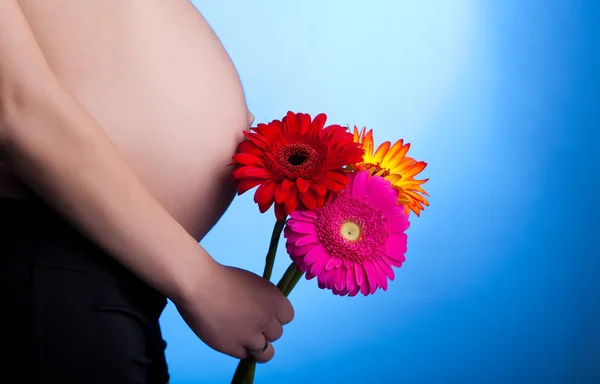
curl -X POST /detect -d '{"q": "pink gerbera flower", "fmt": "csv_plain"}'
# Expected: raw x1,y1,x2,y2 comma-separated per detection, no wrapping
284,170,410,296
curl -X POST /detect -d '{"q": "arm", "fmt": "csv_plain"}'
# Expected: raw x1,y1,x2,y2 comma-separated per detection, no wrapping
0,1,294,362
0,0,214,302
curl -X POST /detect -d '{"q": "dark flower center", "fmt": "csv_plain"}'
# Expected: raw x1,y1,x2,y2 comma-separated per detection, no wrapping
267,142,325,178
288,152,308,166
365,163,390,177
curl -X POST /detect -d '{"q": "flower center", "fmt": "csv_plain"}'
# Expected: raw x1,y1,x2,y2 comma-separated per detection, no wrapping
340,221,361,241
315,194,388,263
288,152,308,166
365,163,390,177
268,142,325,178
351,162,391,178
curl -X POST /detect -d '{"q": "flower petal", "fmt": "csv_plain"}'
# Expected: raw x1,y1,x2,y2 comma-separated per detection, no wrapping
325,256,336,271
310,253,330,276
281,179,295,191
300,210,319,219
385,255,404,268
288,220,317,235
236,178,262,194
303,244,328,265
310,113,327,134
289,211,315,223
363,261,378,295
232,152,262,166
295,234,319,247
372,141,391,163
400,161,427,178
298,188,321,210
326,171,349,187
372,260,389,291
375,258,395,281
386,213,410,233
311,184,327,196
292,243,320,258
335,264,347,292
385,233,408,258
296,177,310,193
346,264,358,295
283,188,300,213
355,263,366,287
382,140,410,166
254,180,277,208
358,265,370,296
237,140,263,157
244,168,271,178
351,171,369,199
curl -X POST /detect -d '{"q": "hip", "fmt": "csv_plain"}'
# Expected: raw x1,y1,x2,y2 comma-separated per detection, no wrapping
0,197,170,383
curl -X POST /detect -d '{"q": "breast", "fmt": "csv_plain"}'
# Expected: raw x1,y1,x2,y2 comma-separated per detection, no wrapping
9,0,252,239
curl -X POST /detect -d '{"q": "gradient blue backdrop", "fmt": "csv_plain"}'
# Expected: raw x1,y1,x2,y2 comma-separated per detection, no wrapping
161,1,600,383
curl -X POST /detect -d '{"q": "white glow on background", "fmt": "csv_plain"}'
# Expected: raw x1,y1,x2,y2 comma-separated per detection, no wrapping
195,0,475,141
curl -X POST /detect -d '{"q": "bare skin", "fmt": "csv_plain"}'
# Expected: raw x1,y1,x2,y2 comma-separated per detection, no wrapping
0,0,292,373
3,0,251,239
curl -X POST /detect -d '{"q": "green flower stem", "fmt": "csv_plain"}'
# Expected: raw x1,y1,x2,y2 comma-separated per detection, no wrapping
232,218,287,384
236,265,304,384
283,269,305,297
231,358,251,384
276,262,298,292
245,360,256,384
262,219,286,280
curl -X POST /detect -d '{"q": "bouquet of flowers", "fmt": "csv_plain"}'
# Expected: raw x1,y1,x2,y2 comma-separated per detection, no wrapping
229,111,429,383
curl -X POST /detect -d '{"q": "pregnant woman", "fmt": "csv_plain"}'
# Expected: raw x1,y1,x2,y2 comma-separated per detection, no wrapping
0,1,294,383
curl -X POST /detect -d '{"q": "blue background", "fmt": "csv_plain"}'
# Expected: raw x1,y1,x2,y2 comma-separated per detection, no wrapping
161,1,599,383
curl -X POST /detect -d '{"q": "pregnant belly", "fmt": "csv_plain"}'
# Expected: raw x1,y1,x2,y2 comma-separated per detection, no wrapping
2,0,252,240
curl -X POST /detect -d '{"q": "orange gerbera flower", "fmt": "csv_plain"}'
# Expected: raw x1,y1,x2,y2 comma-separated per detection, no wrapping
349,127,430,216
231,112,364,220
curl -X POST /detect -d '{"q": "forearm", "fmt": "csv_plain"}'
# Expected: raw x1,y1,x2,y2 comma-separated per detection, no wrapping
2,86,214,302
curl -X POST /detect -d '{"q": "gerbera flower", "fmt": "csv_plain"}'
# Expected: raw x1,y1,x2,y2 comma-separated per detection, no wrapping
232,112,364,220
350,127,430,216
284,170,410,296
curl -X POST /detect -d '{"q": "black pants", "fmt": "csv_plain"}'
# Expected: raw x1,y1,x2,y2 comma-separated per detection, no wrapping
0,197,169,383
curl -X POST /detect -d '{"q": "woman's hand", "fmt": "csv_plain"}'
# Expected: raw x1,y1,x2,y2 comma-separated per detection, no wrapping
175,261,294,363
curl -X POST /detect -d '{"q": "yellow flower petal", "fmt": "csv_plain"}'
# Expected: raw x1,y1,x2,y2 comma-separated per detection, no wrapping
351,126,429,216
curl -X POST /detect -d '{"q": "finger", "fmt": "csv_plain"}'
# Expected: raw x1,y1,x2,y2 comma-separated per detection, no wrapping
276,296,295,325
263,321,283,343
230,346,248,360
246,337,274,363
252,342,275,364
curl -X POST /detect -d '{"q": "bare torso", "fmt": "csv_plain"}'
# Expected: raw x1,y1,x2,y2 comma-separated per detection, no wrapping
2,0,252,240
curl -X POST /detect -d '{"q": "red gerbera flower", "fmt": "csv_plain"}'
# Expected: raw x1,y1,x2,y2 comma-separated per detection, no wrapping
232,111,364,220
